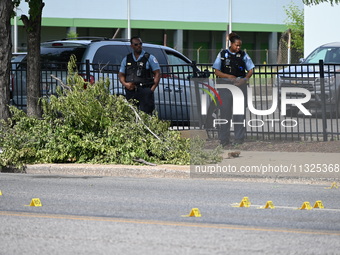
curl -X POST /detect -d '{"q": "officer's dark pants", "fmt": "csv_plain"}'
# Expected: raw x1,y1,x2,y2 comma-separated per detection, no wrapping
125,86,155,114
218,83,247,145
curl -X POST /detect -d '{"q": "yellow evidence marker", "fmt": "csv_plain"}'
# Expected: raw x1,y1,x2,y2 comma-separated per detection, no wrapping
181,208,202,217
313,200,325,209
26,198,42,207
259,201,275,209
232,197,251,207
324,182,338,189
299,201,312,210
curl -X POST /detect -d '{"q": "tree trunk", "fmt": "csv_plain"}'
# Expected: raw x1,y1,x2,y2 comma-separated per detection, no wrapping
0,0,13,121
21,0,45,118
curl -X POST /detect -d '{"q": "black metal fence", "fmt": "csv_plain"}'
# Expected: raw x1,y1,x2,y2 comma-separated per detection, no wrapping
10,61,340,141
197,61,340,141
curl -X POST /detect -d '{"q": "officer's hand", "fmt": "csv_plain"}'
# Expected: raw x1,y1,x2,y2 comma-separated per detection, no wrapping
234,78,246,86
125,82,135,91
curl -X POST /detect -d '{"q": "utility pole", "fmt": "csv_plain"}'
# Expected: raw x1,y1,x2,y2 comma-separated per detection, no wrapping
226,0,232,48
228,0,232,34
13,8,18,53
127,0,131,40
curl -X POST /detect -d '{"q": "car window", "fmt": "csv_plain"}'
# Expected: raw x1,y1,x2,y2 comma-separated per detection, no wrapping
324,48,340,63
11,53,26,62
165,50,193,74
40,46,87,68
12,45,87,69
304,47,340,64
142,46,167,65
92,45,130,71
11,54,27,70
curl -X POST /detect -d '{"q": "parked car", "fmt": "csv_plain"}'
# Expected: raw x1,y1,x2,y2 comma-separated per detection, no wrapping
275,42,340,115
11,37,208,123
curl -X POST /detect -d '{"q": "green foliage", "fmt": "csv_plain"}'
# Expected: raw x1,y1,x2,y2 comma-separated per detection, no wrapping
0,55,222,168
67,31,79,39
284,2,304,54
303,0,340,5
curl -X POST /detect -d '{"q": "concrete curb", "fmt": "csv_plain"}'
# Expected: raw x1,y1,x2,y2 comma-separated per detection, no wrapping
7,150,339,185
25,164,190,179
23,166,340,186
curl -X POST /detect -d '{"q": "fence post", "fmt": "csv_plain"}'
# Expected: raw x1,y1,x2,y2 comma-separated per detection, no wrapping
86,59,90,82
319,59,328,141
191,61,204,129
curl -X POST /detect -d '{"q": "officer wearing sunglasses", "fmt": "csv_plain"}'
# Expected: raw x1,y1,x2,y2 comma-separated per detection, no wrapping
119,36,161,114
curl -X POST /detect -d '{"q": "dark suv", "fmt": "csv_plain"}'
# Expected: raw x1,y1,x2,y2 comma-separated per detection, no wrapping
11,37,203,122
275,42,340,115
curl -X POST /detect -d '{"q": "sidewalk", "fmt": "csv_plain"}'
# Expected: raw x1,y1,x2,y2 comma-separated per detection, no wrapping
24,150,340,184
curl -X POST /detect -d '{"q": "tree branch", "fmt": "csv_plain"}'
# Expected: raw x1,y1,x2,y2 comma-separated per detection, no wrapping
20,14,29,28
50,74,71,91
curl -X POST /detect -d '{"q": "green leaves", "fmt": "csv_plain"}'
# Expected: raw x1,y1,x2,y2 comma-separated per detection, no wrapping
0,55,222,168
303,0,340,6
284,2,304,54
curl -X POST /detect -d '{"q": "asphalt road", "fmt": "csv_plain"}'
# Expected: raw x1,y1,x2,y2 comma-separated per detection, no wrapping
1,173,340,254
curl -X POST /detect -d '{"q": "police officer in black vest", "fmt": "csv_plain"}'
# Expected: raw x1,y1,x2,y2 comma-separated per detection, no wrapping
119,37,161,114
212,32,255,147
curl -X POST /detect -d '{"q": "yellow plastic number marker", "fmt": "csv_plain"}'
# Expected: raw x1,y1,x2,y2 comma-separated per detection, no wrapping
232,197,251,207
259,201,275,209
299,201,312,210
181,208,202,217
324,182,338,189
26,198,42,207
0,190,2,196
313,200,325,209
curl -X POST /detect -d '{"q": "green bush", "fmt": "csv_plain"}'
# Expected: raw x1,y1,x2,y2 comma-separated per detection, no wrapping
0,55,222,168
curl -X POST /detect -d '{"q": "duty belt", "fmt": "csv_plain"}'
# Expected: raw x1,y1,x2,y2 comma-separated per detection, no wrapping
136,83,153,88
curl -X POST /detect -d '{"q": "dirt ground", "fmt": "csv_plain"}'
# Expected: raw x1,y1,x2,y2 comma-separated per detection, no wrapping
207,139,340,153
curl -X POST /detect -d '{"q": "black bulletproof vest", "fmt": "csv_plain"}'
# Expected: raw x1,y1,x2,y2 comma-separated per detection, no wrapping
125,52,154,85
220,49,246,77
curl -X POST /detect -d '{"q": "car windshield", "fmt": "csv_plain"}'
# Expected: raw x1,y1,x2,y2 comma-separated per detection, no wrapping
304,47,340,64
